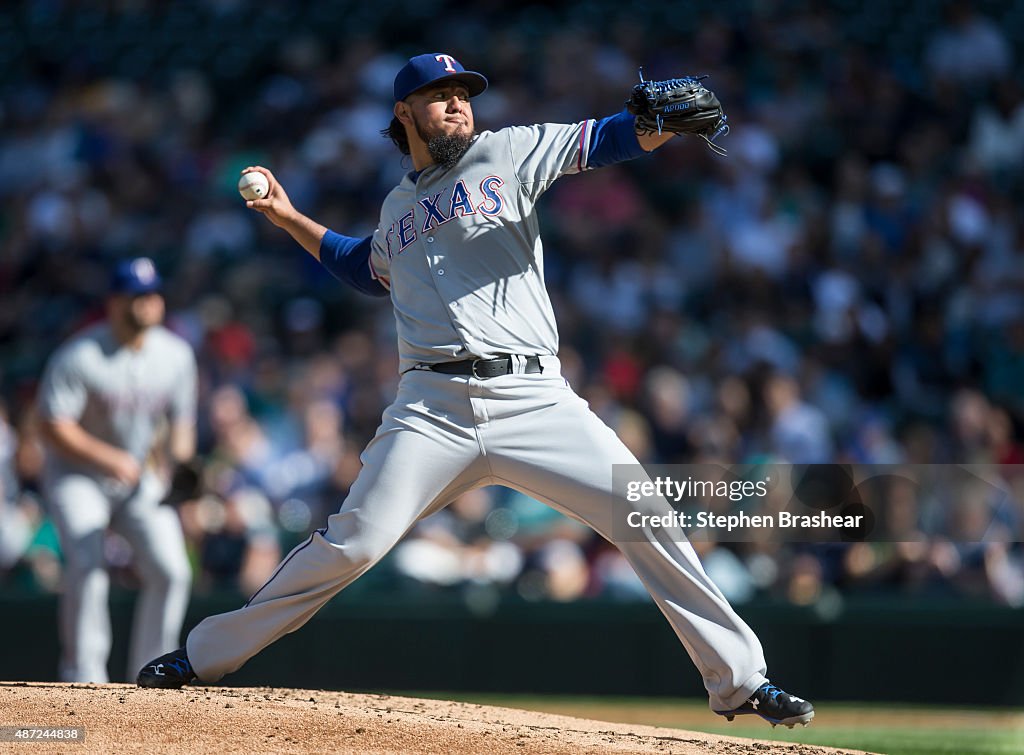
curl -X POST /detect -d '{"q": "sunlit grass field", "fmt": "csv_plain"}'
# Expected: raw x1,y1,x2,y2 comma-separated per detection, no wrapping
407,692,1024,755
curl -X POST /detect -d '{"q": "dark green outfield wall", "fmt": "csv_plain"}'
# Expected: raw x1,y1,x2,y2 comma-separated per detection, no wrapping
4,592,1023,706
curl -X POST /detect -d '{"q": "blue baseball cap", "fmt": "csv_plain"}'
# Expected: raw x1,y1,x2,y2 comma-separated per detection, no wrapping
110,257,163,295
393,53,488,102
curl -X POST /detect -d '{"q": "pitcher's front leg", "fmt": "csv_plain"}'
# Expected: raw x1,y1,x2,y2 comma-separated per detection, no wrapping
484,381,774,712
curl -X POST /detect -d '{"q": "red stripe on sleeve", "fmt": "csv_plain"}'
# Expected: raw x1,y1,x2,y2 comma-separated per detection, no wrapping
577,121,586,172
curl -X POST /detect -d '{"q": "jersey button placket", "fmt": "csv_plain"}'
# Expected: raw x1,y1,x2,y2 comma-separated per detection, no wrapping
429,237,442,275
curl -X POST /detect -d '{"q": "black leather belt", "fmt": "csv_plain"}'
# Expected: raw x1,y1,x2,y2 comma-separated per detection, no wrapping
423,355,543,379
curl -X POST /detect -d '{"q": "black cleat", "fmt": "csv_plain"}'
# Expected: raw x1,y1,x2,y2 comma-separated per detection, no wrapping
136,647,197,689
715,682,814,728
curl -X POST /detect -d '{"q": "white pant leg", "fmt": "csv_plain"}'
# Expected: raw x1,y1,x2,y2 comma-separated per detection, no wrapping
187,371,488,682
44,474,113,683
112,472,192,681
480,370,767,711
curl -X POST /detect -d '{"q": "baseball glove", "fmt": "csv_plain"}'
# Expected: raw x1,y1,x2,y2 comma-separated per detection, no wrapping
626,71,730,155
161,459,204,508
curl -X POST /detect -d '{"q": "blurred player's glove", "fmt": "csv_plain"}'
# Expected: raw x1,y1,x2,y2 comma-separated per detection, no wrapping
626,71,730,155
161,459,204,508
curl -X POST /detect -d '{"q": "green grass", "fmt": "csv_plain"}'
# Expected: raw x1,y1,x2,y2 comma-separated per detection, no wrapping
664,723,1023,755
397,692,1024,755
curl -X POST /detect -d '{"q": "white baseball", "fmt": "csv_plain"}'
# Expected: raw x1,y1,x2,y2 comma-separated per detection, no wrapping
238,171,270,201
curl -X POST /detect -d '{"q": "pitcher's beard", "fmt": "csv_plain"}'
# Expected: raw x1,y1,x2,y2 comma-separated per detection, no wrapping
413,118,475,170
426,132,474,170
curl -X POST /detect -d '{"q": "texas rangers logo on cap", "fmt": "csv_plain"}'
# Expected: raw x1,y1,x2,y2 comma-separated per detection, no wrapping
434,54,457,73
393,53,489,102
110,256,163,295
131,257,158,284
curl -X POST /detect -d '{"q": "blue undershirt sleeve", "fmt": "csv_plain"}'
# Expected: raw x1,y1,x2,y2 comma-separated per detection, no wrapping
586,111,648,169
318,231,390,297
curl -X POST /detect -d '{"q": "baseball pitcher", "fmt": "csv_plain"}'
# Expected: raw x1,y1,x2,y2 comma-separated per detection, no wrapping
39,258,195,683
137,54,813,728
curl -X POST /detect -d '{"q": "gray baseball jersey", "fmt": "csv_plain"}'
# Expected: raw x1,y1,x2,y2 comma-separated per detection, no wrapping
368,122,594,373
38,322,197,481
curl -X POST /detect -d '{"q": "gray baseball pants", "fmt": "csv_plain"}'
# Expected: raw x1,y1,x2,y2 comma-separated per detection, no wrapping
45,472,191,683
187,358,767,710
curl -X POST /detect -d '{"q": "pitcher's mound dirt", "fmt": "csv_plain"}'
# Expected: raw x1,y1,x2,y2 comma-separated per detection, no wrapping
2,682,871,754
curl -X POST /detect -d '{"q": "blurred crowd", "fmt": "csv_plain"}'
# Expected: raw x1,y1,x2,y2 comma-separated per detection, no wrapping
2,0,1024,608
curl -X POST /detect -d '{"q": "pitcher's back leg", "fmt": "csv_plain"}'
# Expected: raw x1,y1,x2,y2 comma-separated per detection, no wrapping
184,400,488,683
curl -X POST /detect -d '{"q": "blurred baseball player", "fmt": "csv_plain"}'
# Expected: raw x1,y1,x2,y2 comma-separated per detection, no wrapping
138,53,814,728
39,258,195,683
